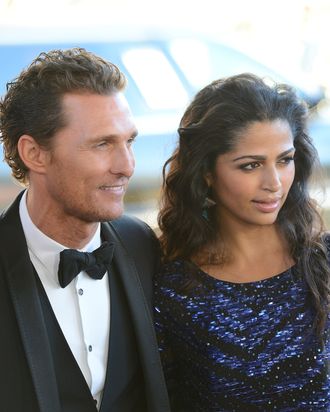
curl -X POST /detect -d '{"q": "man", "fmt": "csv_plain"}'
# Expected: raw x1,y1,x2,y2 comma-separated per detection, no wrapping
0,48,170,412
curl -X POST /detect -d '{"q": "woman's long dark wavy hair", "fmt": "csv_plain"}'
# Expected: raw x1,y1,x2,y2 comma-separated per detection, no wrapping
158,73,330,337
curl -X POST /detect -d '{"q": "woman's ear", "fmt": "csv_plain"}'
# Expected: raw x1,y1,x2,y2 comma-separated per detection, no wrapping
17,135,49,174
204,172,212,188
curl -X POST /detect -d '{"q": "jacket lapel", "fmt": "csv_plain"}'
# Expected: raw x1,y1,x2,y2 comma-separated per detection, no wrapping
101,221,170,411
0,192,61,412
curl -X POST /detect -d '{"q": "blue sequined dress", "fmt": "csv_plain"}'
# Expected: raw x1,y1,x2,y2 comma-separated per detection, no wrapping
154,237,330,411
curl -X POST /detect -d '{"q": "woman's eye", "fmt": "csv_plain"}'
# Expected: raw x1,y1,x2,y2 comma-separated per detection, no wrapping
239,162,260,170
279,156,295,164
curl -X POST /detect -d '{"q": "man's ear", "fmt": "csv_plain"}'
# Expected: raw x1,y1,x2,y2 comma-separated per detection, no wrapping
17,135,49,174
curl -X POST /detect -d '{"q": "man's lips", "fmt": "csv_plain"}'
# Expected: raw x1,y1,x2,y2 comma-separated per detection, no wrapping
99,183,127,193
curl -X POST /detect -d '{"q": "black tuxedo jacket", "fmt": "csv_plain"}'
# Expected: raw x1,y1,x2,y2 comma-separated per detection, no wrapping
0,192,170,412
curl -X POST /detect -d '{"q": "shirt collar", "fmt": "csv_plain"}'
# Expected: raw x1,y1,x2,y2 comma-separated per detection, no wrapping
19,190,101,285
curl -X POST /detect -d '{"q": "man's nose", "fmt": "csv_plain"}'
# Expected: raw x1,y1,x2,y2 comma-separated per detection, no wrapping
110,145,135,177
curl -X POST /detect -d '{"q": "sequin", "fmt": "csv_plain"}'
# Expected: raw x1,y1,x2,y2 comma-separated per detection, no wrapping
154,237,330,411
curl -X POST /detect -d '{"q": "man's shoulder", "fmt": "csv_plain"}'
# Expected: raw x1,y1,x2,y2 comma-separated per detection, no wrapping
0,200,15,224
107,214,156,244
0,193,26,267
0,191,23,223
0,192,23,237
103,214,160,264
106,215,160,290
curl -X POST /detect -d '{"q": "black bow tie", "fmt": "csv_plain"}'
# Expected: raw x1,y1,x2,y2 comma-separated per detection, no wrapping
58,241,115,288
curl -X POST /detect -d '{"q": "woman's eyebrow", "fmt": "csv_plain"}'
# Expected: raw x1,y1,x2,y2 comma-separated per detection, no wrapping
233,154,266,162
232,147,295,162
276,147,295,159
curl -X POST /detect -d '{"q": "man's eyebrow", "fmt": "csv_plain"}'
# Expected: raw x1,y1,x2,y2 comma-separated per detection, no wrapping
91,129,139,141
232,147,295,162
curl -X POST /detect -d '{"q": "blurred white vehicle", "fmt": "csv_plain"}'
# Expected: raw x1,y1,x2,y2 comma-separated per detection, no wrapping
0,31,328,194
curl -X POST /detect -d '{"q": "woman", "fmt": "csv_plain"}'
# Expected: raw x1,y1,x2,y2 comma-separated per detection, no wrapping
154,73,330,411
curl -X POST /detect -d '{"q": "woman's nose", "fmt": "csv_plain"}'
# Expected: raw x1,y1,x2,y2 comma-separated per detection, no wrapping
262,167,281,192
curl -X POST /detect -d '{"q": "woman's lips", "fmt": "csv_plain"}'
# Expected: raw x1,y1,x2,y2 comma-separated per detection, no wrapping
252,198,281,213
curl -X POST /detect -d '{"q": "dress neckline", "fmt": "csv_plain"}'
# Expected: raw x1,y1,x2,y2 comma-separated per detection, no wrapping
187,260,296,287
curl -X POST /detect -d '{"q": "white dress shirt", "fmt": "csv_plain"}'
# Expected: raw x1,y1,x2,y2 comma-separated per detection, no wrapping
19,191,110,409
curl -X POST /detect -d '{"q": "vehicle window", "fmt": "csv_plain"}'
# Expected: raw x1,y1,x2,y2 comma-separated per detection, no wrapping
122,47,189,111
169,38,212,89
169,38,286,91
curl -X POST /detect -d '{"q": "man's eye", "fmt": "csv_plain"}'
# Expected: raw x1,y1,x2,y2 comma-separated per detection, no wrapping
96,141,108,148
127,137,136,146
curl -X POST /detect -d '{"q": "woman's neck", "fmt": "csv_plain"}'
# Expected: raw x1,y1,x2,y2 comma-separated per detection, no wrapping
198,223,294,283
